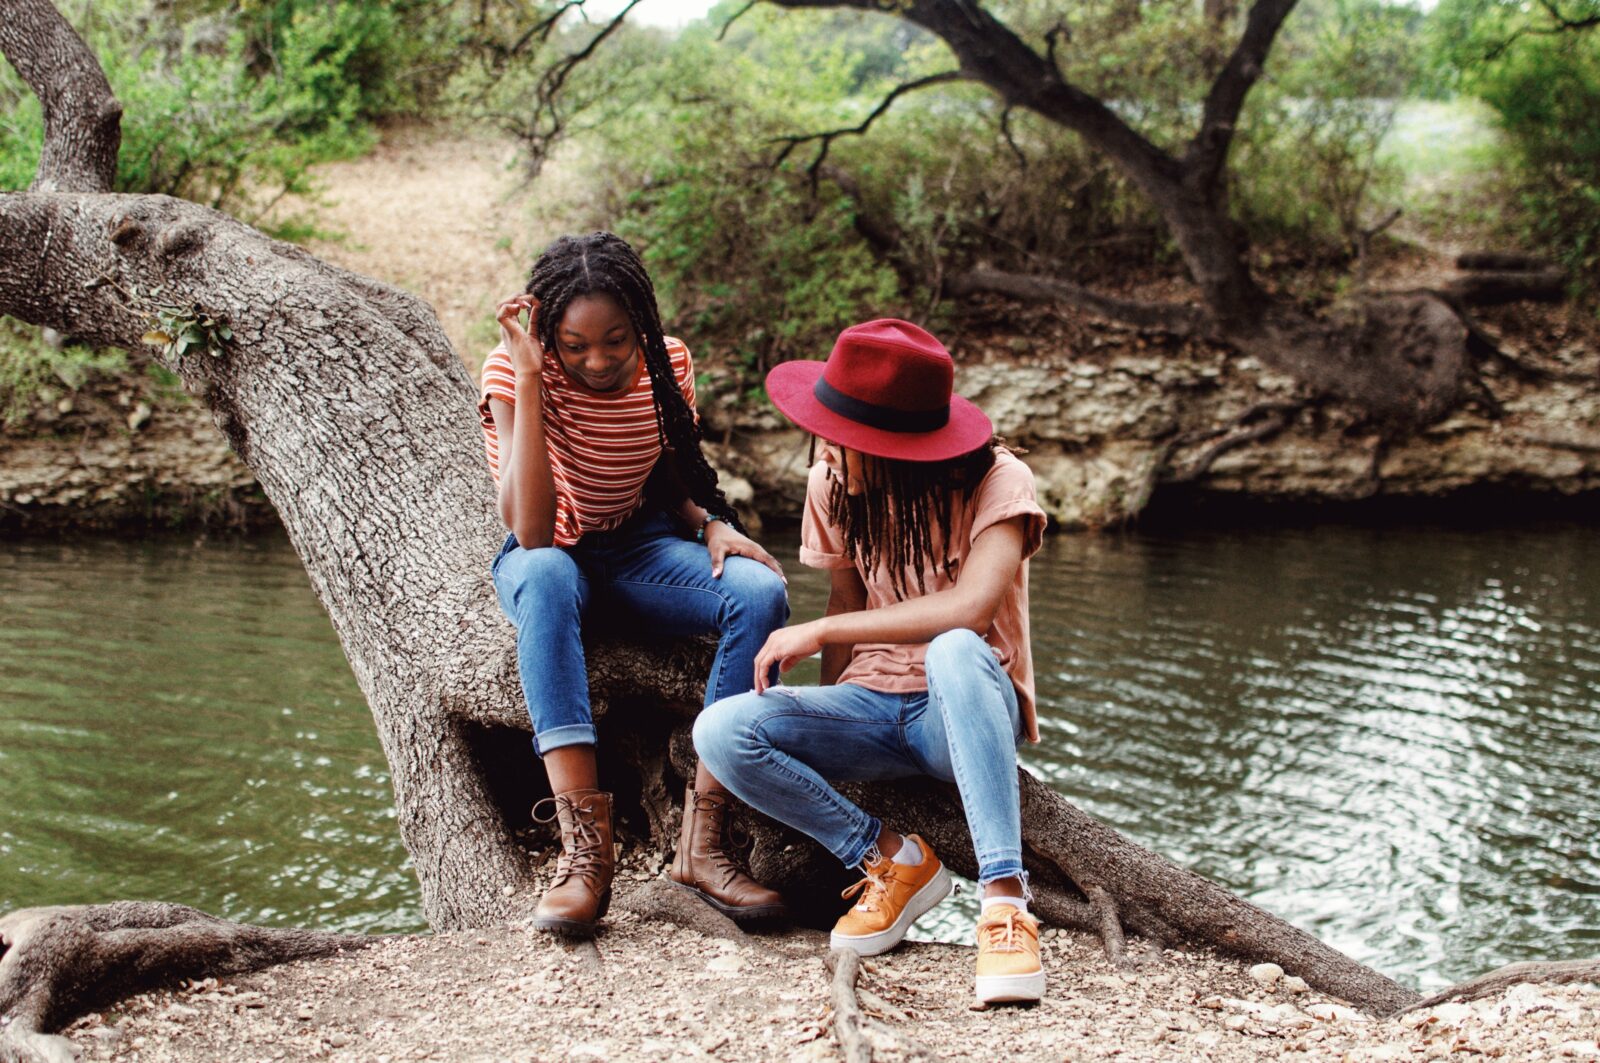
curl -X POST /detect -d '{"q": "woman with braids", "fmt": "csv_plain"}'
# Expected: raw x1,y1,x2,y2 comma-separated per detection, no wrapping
694,319,1050,1005
480,231,790,936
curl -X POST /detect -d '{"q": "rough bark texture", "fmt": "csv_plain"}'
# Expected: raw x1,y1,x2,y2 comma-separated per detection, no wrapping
0,0,121,194
0,903,366,1063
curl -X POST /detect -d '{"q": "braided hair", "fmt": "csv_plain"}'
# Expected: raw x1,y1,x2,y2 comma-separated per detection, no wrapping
822,440,998,600
525,231,744,534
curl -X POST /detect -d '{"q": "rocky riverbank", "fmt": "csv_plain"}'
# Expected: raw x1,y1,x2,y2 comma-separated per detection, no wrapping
54,880,1600,1063
4,127,1597,536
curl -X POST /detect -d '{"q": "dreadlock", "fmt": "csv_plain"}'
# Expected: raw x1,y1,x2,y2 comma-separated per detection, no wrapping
822,440,998,600
524,231,745,534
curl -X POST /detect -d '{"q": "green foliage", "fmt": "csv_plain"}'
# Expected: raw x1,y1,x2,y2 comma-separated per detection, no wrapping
0,319,126,428
568,8,906,371
1428,0,1600,287
1230,0,1420,253
0,0,453,215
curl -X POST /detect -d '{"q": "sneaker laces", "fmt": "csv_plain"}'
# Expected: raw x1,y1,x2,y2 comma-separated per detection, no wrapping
980,908,1028,953
841,846,891,913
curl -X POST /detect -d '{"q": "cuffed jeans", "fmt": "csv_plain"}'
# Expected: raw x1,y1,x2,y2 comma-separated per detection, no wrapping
492,510,789,756
694,628,1026,886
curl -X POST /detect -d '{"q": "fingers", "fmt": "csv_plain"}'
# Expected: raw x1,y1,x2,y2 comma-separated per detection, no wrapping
714,539,788,585
753,644,774,693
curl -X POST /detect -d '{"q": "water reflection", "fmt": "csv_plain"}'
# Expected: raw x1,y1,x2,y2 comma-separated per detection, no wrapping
1,523,1597,989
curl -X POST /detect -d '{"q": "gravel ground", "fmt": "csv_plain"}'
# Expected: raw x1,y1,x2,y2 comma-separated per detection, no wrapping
60,873,1600,1062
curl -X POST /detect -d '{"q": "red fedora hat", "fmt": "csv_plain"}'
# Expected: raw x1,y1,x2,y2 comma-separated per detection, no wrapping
765,319,992,462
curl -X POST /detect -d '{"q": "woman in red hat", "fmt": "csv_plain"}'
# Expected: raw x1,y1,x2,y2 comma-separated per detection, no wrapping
693,318,1050,1005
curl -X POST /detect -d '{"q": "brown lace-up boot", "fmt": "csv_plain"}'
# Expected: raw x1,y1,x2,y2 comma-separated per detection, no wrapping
532,789,615,936
670,786,788,925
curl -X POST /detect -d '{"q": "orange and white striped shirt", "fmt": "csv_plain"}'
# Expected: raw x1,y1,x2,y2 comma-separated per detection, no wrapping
478,338,696,546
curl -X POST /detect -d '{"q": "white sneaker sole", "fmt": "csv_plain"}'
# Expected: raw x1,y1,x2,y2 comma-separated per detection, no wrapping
976,968,1046,1004
829,865,952,957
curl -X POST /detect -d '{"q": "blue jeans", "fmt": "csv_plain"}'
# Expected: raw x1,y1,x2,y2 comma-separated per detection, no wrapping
694,628,1025,885
492,510,790,755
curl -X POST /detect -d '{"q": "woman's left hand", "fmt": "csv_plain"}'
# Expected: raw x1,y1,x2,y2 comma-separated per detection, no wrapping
705,520,786,583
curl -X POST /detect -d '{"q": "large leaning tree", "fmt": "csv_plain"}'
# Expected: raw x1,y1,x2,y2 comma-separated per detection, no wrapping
754,0,1550,431
2,2,1595,1060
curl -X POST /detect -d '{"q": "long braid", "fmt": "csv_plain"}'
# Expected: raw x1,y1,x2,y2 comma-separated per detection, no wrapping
524,232,746,535
825,442,997,600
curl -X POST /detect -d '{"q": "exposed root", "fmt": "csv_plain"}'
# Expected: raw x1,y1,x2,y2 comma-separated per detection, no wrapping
826,949,873,1063
617,879,747,943
1167,400,1304,483
1086,884,1135,972
1396,957,1600,1015
0,903,369,1044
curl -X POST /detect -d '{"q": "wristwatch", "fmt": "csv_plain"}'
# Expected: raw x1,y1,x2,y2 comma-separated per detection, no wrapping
696,513,726,543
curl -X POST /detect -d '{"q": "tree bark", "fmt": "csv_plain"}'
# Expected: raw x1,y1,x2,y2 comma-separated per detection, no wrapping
0,0,1588,1042
0,0,121,194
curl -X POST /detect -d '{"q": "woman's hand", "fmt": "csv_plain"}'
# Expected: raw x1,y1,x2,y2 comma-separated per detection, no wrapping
705,520,786,583
496,295,542,376
753,620,825,693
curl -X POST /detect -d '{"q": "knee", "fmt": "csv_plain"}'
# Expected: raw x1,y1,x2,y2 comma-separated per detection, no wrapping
693,693,767,773
495,547,580,615
926,628,988,675
718,560,790,628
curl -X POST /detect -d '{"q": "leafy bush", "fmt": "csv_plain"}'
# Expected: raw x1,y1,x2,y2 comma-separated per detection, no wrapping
1428,0,1600,288
0,0,450,214
0,319,126,428
1229,0,1420,255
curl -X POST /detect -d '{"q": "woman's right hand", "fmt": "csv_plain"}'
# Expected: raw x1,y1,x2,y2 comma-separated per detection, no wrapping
496,295,542,376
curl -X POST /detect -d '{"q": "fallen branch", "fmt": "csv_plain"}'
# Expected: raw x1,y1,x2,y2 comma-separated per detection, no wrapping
945,266,1208,335
1444,269,1567,306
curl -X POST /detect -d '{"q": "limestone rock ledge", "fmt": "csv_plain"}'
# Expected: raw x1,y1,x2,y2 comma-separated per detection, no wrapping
6,334,1599,535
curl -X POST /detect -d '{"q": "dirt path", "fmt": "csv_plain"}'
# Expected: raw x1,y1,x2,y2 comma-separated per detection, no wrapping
272,124,572,373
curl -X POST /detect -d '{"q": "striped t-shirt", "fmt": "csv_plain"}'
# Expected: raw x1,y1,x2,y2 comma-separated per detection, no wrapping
478,338,696,546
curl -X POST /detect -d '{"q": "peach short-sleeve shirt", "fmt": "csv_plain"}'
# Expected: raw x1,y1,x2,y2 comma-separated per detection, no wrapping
799,448,1047,742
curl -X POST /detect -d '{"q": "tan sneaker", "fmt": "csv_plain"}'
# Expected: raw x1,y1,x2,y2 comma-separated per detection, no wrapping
974,903,1045,1004
829,834,951,956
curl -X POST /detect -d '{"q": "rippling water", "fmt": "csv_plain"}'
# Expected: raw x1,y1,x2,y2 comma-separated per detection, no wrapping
2,524,1597,989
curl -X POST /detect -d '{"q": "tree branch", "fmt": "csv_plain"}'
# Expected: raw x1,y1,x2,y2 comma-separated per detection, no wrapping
0,0,122,193
1184,0,1301,193
945,265,1208,335
771,71,960,182
763,0,1183,197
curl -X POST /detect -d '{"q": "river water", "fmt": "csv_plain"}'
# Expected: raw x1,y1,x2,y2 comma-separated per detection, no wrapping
2,522,1597,990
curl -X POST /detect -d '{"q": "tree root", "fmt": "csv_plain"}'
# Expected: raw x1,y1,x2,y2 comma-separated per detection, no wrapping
1163,399,1306,484
0,902,369,1056
1396,957,1600,1015
1086,884,1135,972
826,949,873,1063
823,950,943,1063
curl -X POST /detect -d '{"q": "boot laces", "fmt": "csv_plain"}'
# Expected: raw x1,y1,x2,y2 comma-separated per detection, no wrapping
533,795,606,885
689,792,756,889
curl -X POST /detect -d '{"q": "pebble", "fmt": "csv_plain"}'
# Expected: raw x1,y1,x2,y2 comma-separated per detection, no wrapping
1281,976,1309,994
1249,962,1284,986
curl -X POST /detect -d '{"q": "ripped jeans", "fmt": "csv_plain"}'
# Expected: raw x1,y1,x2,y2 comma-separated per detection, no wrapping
693,628,1025,885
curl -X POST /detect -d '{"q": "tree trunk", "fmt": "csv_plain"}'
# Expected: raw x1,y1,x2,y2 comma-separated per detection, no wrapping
0,0,1586,1044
